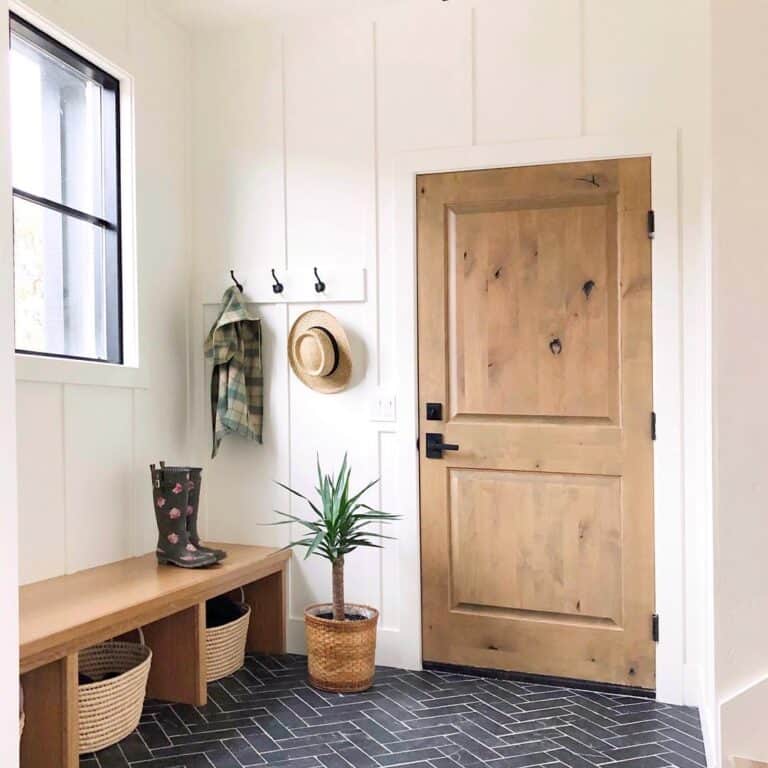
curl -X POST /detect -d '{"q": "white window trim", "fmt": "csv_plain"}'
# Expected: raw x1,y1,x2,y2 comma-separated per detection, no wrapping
10,1,144,389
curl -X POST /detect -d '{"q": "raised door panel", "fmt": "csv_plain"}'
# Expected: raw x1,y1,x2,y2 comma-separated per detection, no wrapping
449,469,622,624
449,201,618,421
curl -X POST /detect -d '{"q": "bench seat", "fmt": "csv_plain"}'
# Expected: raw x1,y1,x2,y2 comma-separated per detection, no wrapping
19,543,290,768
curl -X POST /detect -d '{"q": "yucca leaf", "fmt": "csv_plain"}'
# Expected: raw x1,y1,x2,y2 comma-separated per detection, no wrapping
304,530,325,560
358,503,400,517
267,510,322,531
282,536,320,552
346,478,380,508
348,512,399,522
340,541,383,553
347,528,397,540
272,456,397,577
274,480,322,517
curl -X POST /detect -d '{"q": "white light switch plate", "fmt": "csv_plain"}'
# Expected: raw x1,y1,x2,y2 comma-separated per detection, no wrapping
371,389,396,422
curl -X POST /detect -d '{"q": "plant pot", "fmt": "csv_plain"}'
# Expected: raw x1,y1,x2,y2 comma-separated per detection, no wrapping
304,603,379,693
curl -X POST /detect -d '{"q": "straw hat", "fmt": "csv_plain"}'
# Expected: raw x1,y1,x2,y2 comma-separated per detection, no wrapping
288,310,352,393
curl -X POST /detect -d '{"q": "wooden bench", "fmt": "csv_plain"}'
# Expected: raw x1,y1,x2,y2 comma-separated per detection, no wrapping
19,543,290,768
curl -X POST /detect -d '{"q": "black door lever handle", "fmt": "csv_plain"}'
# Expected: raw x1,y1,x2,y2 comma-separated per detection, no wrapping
425,433,460,459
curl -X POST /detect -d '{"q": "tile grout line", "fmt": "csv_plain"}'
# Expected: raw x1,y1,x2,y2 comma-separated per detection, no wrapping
86,654,706,768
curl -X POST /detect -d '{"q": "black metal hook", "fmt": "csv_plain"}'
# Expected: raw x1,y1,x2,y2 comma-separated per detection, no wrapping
271,268,284,294
313,267,326,293
230,270,243,292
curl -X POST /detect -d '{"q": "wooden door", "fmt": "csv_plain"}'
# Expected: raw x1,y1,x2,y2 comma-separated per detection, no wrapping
417,158,655,690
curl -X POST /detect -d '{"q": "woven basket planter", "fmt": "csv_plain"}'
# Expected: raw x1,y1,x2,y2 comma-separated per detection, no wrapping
305,604,378,693
78,632,152,754
206,593,251,683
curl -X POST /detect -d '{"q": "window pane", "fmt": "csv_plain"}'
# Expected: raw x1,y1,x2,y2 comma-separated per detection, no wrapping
10,32,105,219
14,196,110,360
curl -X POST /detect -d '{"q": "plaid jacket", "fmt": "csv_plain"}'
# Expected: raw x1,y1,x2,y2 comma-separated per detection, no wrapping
204,287,263,458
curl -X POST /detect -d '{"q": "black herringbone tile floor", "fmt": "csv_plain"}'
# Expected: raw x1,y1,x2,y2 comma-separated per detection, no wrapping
80,654,706,768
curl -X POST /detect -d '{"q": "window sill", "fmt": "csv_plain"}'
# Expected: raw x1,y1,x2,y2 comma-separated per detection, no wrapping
15,353,149,389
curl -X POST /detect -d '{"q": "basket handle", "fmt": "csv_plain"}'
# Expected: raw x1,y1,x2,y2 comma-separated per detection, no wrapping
136,626,146,646
238,586,245,604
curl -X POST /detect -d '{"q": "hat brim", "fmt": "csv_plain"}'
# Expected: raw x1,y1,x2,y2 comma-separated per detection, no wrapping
288,310,352,394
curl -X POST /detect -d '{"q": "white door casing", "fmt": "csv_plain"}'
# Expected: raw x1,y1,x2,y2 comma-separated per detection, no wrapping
392,134,684,704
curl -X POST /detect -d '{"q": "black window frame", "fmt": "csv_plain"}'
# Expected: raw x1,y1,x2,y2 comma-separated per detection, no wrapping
9,11,123,365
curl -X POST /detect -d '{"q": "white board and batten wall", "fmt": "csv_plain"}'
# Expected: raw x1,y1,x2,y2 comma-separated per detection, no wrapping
712,1,768,765
14,0,194,584
7,0,718,762
188,0,713,744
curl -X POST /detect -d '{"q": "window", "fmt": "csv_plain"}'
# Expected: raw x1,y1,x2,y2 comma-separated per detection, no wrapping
10,13,122,364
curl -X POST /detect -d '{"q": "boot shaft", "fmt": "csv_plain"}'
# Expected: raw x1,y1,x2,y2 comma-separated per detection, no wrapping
149,464,215,567
153,463,226,562
186,468,202,542
159,463,201,526
151,464,192,521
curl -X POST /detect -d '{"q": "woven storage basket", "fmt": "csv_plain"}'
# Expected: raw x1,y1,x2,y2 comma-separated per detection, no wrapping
305,603,378,693
78,630,152,754
206,589,251,682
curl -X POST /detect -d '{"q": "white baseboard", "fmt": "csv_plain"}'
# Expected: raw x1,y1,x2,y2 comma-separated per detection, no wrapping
721,674,768,767
684,662,718,767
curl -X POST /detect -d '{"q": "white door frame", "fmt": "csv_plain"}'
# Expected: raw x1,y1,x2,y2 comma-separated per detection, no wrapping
392,134,684,705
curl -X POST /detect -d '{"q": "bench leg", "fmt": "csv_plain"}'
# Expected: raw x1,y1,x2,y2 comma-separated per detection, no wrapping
20,654,78,768
143,602,207,706
241,564,287,654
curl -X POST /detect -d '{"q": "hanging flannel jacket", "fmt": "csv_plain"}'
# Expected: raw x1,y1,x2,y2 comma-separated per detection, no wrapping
204,286,263,457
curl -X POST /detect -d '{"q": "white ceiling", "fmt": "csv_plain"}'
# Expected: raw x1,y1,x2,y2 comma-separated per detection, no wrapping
158,0,408,30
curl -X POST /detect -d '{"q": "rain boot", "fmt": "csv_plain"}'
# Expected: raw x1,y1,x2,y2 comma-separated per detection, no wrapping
159,463,227,562
151,464,217,568
186,468,227,562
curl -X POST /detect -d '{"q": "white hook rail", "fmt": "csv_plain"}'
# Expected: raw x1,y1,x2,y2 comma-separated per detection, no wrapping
200,267,366,305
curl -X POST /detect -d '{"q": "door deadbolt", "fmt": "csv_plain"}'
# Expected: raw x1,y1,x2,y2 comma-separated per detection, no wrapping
426,403,443,421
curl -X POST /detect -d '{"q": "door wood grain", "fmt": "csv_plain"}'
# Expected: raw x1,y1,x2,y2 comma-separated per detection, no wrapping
417,158,655,689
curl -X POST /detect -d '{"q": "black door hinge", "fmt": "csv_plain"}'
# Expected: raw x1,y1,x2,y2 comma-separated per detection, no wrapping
652,613,660,642
651,411,657,441
416,436,420,452
647,210,655,240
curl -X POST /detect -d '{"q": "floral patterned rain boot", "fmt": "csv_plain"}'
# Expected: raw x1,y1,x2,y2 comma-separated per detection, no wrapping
150,464,217,568
158,463,227,562
186,468,227,562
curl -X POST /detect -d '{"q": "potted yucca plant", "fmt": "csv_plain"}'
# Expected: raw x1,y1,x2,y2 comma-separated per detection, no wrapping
273,455,398,692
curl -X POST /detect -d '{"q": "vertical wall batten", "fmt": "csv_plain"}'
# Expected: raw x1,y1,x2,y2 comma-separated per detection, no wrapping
183,0,709,697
